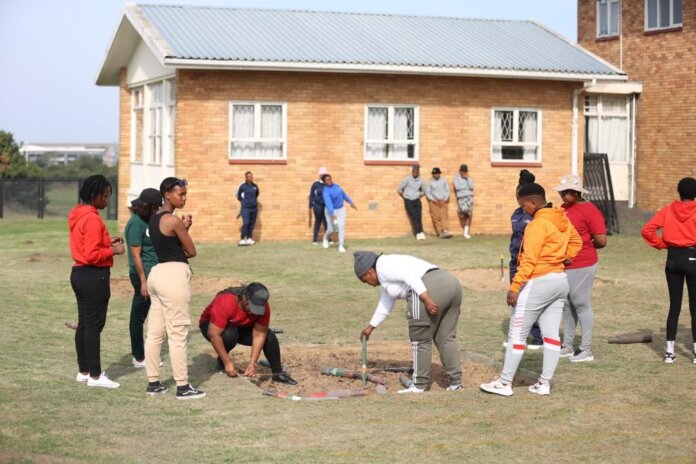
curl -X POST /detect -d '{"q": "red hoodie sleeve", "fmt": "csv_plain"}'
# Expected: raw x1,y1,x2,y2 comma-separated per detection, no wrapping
82,214,114,265
641,208,668,249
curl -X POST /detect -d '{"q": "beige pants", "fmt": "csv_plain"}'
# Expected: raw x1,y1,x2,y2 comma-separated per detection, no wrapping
428,200,449,234
145,262,192,386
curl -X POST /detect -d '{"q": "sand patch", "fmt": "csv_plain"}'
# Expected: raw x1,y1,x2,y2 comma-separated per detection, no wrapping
110,276,244,297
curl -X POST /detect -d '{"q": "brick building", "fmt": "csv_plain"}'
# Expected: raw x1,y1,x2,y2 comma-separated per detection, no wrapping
97,4,627,242
578,0,693,210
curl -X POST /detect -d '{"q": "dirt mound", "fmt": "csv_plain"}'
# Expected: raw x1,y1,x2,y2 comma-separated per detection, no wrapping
213,342,529,397
111,276,244,297
28,253,44,262
451,268,509,291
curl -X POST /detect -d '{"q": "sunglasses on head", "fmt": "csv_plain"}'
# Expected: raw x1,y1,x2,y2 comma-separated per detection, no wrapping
165,178,188,191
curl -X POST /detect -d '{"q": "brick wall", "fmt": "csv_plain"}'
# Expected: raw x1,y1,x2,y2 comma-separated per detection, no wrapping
120,69,582,242
578,0,696,210
118,68,131,231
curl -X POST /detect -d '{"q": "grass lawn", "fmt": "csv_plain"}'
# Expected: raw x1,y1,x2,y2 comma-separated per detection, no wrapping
1,218,695,463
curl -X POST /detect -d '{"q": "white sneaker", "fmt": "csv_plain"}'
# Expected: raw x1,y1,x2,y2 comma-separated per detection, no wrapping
338,246,346,253
246,238,255,245
464,232,471,239
416,232,426,240
322,237,329,249
133,357,163,368
76,372,89,383
480,378,513,397
446,384,464,391
559,345,575,358
238,239,249,246
398,385,425,394
87,372,120,389
502,341,508,348
528,381,551,395
570,350,594,363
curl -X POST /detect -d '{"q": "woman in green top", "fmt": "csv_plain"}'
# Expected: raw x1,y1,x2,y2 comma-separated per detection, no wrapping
124,188,162,368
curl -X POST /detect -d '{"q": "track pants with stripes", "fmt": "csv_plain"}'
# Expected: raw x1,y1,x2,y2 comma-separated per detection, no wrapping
501,272,568,384
407,269,462,389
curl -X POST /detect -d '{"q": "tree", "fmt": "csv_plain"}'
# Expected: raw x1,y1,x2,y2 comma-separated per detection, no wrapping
0,130,44,178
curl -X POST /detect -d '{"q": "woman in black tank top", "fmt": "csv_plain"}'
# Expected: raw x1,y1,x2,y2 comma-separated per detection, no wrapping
144,177,205,400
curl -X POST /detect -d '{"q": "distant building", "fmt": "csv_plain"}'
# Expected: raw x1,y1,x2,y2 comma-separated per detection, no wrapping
21,143,119,167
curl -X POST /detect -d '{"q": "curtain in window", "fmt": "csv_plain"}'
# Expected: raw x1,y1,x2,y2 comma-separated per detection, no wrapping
601,117,628,162
519,112,537,159
392,108,411,159
366,107,388,159
232,105,255,158
260,105,282,158
586,116,600,153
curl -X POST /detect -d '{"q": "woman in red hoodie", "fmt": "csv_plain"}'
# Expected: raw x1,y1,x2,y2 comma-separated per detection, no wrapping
642,177,696,364
68,175,125,388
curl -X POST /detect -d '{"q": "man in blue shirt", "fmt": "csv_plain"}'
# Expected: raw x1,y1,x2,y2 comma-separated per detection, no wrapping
236,171,259,246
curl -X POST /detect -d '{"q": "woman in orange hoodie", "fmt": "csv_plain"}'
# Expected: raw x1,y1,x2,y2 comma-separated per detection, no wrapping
642,177,696,364
68,175,125,388
481,182,581,397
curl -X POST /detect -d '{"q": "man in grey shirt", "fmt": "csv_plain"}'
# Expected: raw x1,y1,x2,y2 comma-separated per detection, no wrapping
453,164,474,239
425,167,452,238
397,164,426,240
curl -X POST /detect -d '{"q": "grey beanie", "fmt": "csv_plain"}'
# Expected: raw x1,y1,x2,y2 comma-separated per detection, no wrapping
353,251,379,278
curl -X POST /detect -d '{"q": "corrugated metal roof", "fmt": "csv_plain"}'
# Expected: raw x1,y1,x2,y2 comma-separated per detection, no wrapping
134,4,621,76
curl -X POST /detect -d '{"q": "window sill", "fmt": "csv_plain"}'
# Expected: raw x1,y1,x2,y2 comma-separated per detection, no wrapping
364,160,420,166
644,26,682,35
490,161,542,168
228,159,287,165
596,35,619,42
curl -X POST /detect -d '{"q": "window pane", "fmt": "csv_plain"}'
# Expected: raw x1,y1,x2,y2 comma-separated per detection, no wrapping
232,105,254,138
367,107,388,140
260,105,282,139
673,0,682,24
585,95,598,113
519,112,537,143
231,142,256,158
501,146,524,160
495,111,513,142
134,109,143,162
659,0,670,27
598,2,609,35
168,81,176,104
610,1,620,34
647,0,658,28
600,117,628,162
257,142,283,158
394,107,414,140
365,142,388,159
602,96,627,114
151,83,163,104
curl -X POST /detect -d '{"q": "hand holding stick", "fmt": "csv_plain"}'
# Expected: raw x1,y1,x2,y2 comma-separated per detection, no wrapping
361,335,367,387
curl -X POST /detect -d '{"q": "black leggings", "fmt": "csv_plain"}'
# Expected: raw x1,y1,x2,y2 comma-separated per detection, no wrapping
312,204,327,242
200,322,283,373
665,247,696,342
71,266,110,377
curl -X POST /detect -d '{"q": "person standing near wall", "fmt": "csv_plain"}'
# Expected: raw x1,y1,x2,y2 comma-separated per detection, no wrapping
124,188,162,369
397,164,426,240
453,164,474,239
145,177,205,399
69,174,125,389
321,174,357,253
308,167,328,245
425,167,452,238
237,171,259,246
641,177,696,364
553,174,607,363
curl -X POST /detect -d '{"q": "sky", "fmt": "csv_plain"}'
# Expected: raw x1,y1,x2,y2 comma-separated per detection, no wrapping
0,0,577,144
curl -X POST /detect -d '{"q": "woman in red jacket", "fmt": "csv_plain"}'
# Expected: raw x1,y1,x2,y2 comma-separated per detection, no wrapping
68,175,125,388
642,177,696,364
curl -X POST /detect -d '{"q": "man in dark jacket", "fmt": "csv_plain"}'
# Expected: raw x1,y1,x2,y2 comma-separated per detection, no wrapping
237,172,259,246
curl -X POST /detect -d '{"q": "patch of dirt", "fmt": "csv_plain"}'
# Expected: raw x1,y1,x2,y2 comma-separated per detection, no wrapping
217,342,528,396
110,276,244,297
451,268,509,291
28,253,44,262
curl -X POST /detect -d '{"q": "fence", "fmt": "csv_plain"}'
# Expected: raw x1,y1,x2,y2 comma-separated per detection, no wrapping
583,153,619,234
0,177,118,220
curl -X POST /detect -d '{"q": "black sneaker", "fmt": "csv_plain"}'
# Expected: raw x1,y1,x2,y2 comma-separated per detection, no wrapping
272,373,298,386
146,381,168,396
176,384,206,400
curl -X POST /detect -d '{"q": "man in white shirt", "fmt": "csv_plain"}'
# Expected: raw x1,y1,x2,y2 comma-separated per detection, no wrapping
354,251,463,393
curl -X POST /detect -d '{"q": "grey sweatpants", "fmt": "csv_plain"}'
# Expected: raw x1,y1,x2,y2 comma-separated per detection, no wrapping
501,272,568,384
562,264,598,351
407,269,462,389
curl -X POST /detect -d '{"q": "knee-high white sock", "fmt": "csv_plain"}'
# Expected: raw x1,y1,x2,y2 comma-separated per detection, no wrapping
666,340,675,354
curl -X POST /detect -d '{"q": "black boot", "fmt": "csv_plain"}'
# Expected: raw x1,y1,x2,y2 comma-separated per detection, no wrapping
272,373,298,385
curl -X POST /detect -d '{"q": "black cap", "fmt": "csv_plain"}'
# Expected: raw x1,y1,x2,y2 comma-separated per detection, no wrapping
431,167,442,174
136,188,163,206
244,282,269,316
459,164,468,172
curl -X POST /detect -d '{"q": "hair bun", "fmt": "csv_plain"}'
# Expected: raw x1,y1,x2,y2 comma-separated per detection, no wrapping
518,169,536,185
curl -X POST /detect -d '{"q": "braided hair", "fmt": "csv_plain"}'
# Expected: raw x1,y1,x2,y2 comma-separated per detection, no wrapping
79,175,112,205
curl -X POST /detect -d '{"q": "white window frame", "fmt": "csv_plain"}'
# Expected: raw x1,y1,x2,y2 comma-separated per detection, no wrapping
228,101,288,160
645,0,682,31
146,82,163,166
363,104,419,161
597,0,621,38
490,108,542,163
164,79,176,167
130,87,144,164
584,95,630,164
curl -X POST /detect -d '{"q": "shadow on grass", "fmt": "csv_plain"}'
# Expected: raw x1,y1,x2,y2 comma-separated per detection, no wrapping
644,324,694,361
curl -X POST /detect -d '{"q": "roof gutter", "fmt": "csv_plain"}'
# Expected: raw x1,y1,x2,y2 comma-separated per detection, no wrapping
164,58,628,82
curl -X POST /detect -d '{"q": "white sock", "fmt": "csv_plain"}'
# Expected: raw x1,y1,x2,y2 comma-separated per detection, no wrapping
666,340,675,354
464,226,470,234
693,342,696,354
